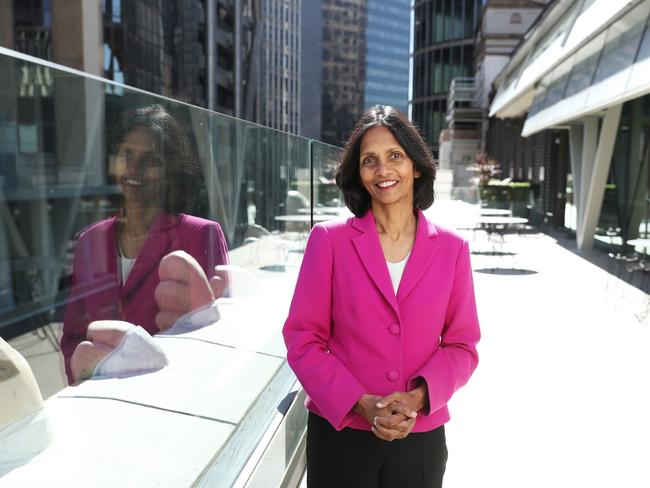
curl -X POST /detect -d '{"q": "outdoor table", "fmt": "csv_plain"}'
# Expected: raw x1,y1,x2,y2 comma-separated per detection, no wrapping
626,238,650,252
296,206,347,216
477,208,512,216
474,216,528,227
472,217,529,268
274,214,333,222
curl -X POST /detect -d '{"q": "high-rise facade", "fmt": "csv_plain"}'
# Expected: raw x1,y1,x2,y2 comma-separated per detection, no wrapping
299,0,323,139
103,0,207,106
364,0,410,113
321,0,368,146
0,0,264,119
412,0,481,150
255,0,301,134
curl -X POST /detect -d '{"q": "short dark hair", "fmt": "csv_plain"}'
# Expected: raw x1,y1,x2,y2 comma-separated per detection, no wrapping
335,105,436,217
115,104,201,214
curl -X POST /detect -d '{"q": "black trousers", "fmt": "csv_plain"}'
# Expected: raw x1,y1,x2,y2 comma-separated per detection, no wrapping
306,412,447,488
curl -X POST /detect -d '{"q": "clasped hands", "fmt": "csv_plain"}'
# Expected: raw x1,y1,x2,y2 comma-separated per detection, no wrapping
354,381,428,442
70,251,226,383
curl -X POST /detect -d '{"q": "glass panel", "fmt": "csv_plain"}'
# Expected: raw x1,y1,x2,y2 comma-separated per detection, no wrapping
542,57,573,109
0,47,338,485
564,31,606,97
529,89,547,118
592,4,646,84
635,12,650,63
312,141,346,220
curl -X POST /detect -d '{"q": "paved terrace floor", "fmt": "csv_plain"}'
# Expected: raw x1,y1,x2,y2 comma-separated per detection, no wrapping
425,200,650,488
8,198,650,487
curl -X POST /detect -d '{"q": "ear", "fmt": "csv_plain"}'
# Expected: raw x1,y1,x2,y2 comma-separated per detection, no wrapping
414,169,422,179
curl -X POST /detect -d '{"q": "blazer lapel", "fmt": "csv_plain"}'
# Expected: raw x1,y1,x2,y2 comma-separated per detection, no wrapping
351,211,400,317
397,209,439,303
103,217,119,279
121,213,177,297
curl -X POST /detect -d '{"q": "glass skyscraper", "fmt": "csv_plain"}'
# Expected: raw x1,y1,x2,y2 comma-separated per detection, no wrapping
364,0,410,114
412,0,481,150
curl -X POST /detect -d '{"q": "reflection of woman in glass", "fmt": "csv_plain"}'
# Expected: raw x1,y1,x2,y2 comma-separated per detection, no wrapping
283,106,480,487
61,104,229,384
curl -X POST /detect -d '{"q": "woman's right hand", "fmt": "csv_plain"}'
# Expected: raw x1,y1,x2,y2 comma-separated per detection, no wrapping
354,394,417,441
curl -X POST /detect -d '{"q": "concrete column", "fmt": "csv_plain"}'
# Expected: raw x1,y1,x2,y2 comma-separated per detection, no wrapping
50,1,105,294
568,124,583,229
235,0,242,118
0,0,13,49
577,104,622,251
578,117,599,228
51,0,102,75
627,98,646,240
207,0,215,112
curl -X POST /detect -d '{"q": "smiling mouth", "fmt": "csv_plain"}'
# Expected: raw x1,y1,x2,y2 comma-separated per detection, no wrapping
122,177,143,187
376,180,398,189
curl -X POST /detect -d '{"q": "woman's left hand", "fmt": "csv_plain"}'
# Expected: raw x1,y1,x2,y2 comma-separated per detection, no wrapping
377,381,429,414
372,381,429,440
372,411,416,441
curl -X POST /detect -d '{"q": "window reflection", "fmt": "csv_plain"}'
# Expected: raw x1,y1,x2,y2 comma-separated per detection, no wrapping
60,105,229,384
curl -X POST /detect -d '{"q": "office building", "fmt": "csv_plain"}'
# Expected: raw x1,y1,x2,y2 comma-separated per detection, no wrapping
299,0,323,139
411,0,481,151
321,0,368,146
489,0,650,252
440,0,544,193
363,0,410,113
252,0,301,134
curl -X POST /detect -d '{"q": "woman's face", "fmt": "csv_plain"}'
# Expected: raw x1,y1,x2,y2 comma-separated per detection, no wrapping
359,126,420,210
112,126,164,207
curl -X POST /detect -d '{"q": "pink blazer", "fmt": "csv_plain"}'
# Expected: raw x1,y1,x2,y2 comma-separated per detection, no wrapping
283,209,480,432
61,212,229,382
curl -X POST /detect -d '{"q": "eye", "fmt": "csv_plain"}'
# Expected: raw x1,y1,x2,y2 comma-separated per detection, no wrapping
119,148,133,161
362,156,376,166
391,151,403,160
142,154,162,167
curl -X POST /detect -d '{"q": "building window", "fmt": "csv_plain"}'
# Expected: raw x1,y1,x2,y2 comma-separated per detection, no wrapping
510,13,522,24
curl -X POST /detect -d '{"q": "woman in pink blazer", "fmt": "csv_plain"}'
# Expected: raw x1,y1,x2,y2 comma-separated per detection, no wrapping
283,106,480,487
61,105,229,383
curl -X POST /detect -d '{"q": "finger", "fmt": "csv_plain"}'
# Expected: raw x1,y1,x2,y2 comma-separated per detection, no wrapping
210,274,227,298
374,413,408,429
158,252,214,307
376,391,405,409
392,419,416,440
87,320,133,347
155,310,185,331
70,341,113,382
387,401,418,419
372,423,399,442
154,280,191,312
371,425,395,441
158,251,196,281
375,415,411,433
370,426,389,441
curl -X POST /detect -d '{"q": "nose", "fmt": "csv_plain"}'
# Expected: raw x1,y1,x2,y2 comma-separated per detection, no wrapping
375,158,393,176
125,153,144,173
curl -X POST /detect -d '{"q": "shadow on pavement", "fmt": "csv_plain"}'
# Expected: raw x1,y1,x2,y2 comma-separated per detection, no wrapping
474,268,538,275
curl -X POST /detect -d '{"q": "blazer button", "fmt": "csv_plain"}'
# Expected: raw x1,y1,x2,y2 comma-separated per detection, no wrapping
387,370,399,382
388,323,400,335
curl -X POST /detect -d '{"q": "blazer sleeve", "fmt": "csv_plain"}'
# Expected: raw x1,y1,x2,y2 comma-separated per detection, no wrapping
407,239,480,415
60,239,91,385
192,221,230,279
283,224,367,431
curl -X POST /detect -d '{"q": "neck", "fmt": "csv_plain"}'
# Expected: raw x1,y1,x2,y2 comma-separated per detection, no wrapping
120,204,162,237
371,202,417,240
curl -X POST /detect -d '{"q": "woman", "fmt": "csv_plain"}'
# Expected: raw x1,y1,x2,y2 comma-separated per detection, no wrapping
283,106,480,487
61,104,229,384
